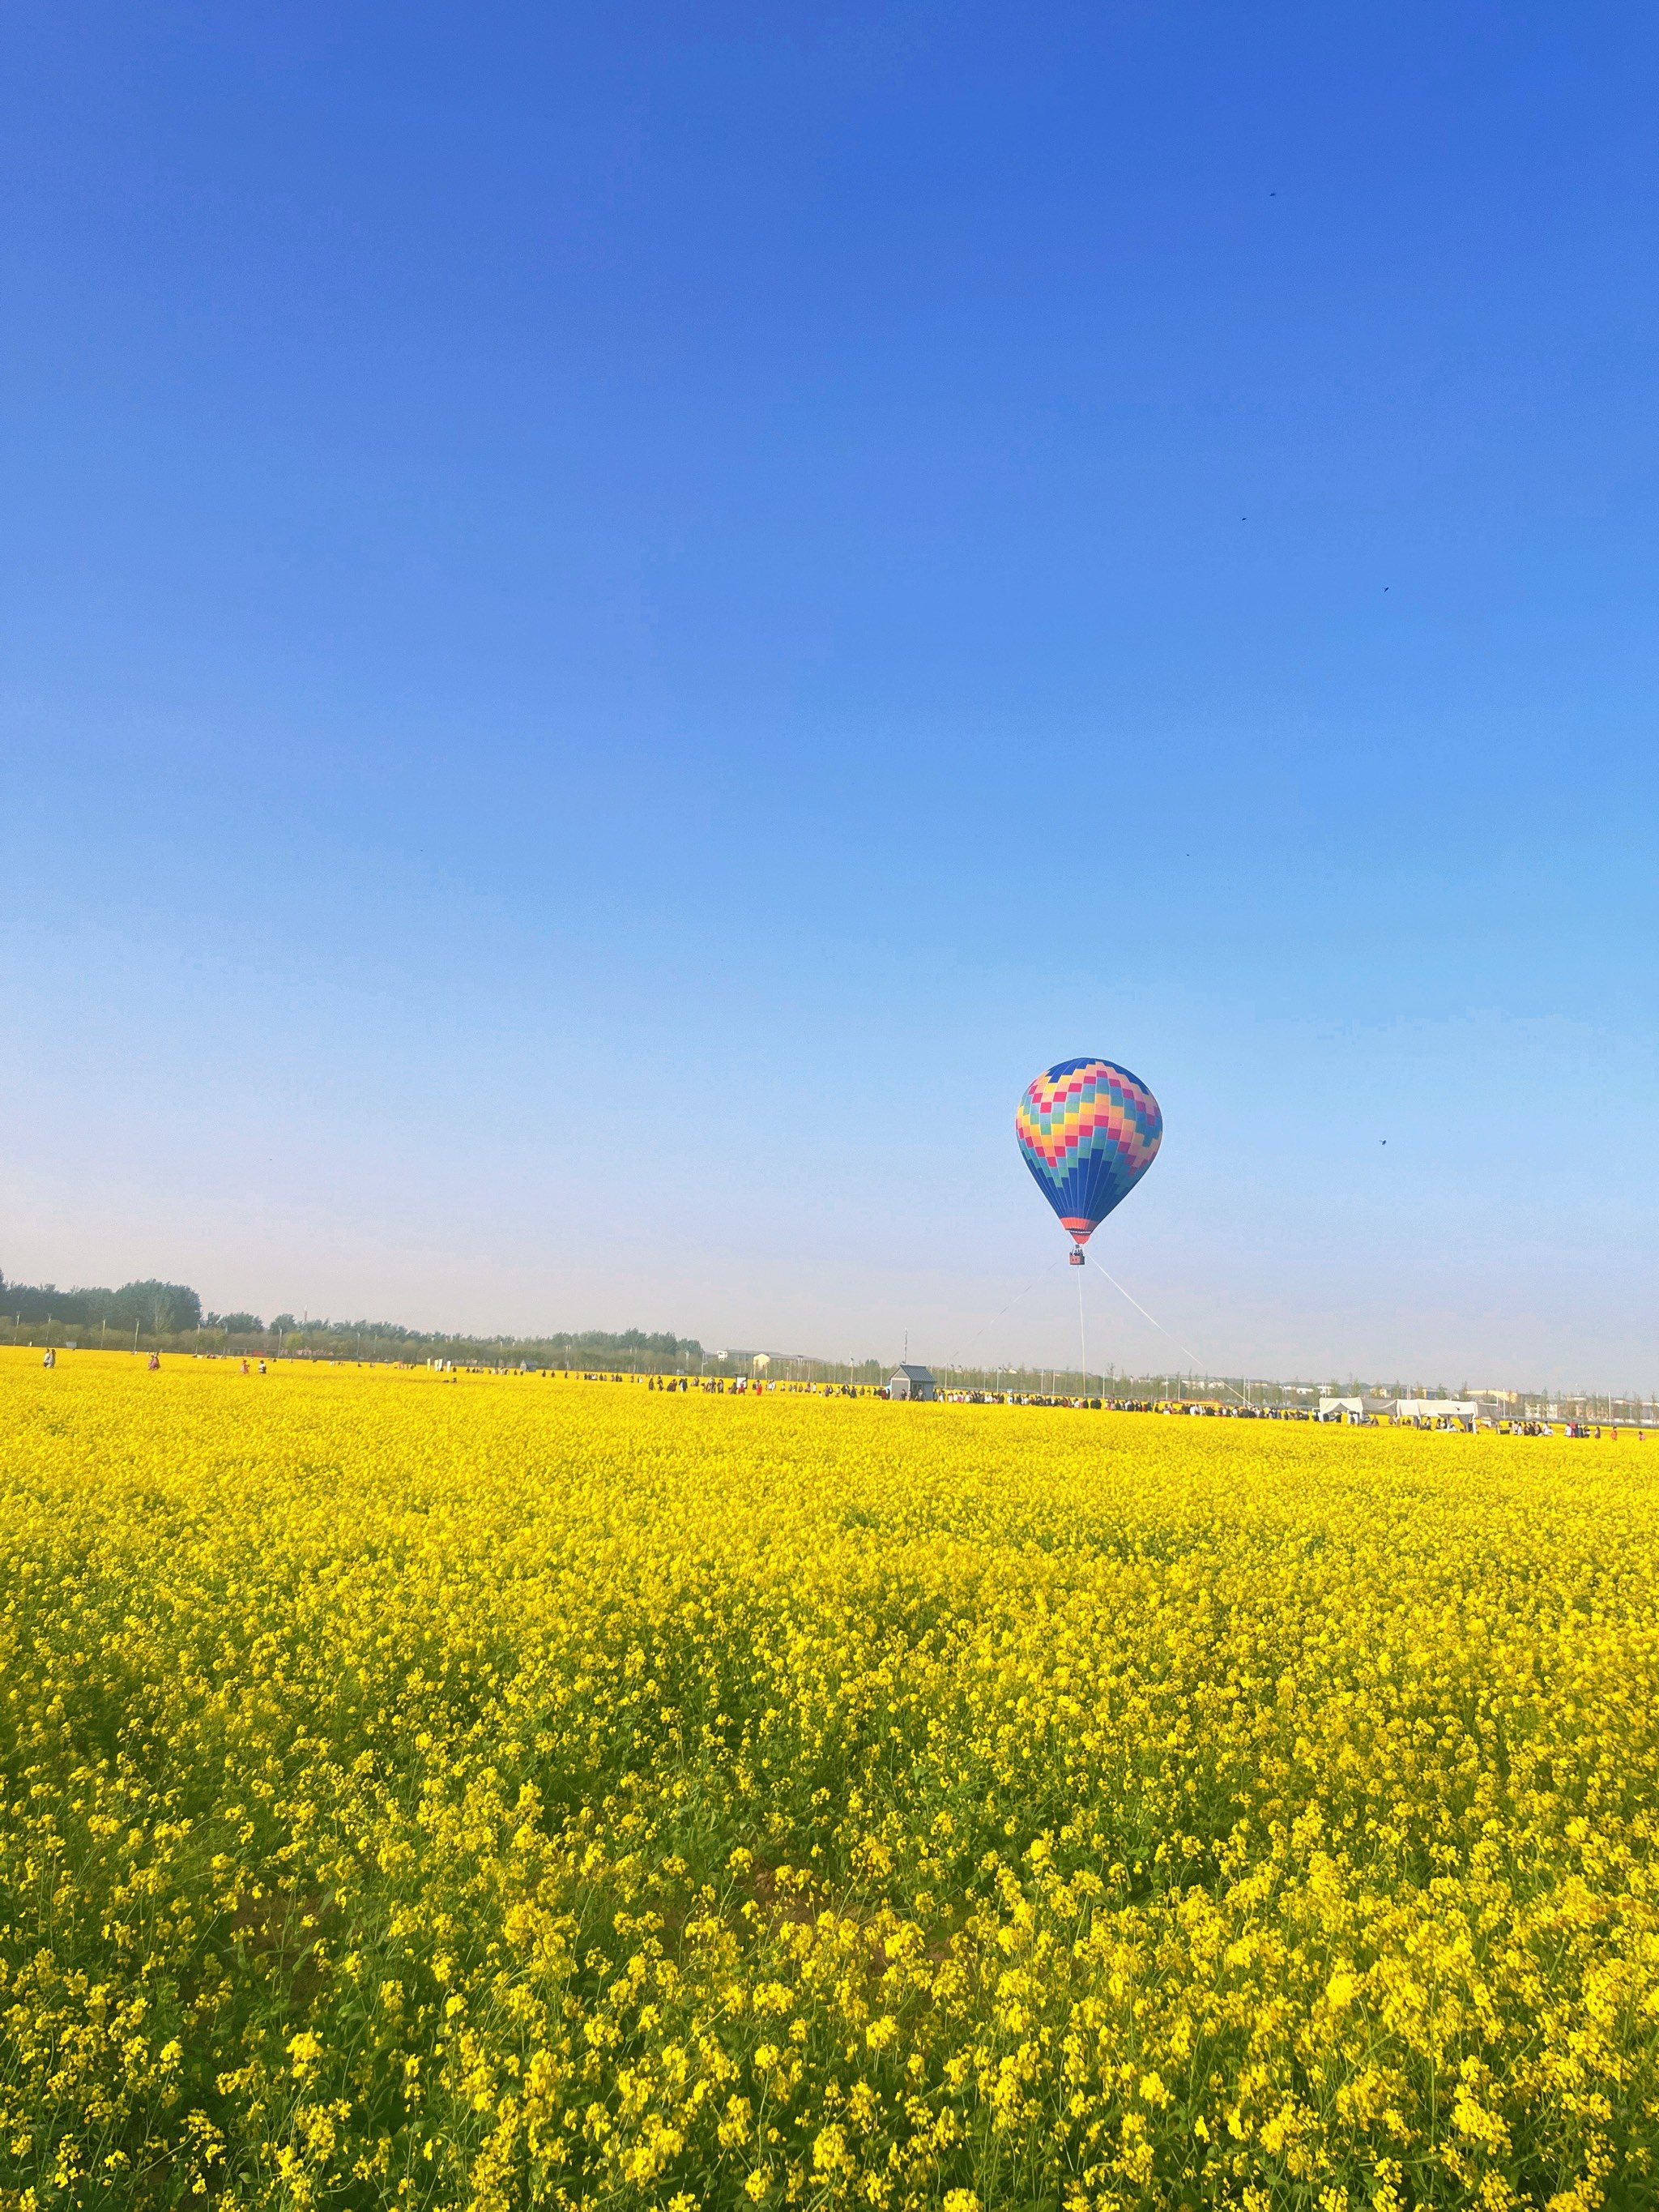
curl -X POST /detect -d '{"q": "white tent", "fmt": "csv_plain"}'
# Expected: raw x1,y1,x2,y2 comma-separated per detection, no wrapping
1316,1395,1393,1423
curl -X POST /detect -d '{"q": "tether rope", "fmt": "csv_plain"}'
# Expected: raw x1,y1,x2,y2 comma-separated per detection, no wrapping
1090,1258,1249,1405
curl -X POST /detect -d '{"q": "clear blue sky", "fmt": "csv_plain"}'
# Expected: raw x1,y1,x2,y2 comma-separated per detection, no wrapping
3,2,1656,1389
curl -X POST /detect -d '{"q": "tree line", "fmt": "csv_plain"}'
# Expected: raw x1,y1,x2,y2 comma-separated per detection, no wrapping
0,1275,206,1334
0,1272,702,1365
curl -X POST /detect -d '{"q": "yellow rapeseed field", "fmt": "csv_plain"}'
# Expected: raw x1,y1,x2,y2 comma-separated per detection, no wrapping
2,1352,1656,2212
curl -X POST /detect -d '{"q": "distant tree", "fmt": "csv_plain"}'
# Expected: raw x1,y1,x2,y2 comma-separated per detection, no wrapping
105,1280,203,1334
220,1312,263,1333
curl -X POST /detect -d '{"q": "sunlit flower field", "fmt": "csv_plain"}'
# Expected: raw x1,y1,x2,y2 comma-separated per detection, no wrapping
2,1351,1656,2211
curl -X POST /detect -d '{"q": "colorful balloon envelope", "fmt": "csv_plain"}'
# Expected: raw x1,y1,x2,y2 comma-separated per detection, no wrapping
1016,1057,1162,1257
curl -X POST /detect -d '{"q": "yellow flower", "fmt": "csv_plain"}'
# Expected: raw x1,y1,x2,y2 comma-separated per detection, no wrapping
0,1349,1652,2210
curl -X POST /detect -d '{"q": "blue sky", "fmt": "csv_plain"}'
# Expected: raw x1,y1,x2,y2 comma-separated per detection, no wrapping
3,2,1656,1387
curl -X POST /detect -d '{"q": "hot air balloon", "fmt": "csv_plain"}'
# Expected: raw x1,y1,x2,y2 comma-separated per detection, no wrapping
1016,1057,1162,1264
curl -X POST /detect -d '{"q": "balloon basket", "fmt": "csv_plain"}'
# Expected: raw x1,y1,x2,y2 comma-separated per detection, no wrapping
1068,1249,1085,1266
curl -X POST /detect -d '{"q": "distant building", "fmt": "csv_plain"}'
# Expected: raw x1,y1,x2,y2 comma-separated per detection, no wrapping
889,1364,938,1401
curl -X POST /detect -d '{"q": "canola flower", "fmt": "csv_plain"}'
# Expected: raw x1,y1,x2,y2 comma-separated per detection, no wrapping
0,1352,1656,2211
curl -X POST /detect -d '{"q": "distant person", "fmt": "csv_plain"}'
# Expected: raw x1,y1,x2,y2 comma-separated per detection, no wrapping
258,1360,267,1375
41,1348,55,1369
147,1352,160,1371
